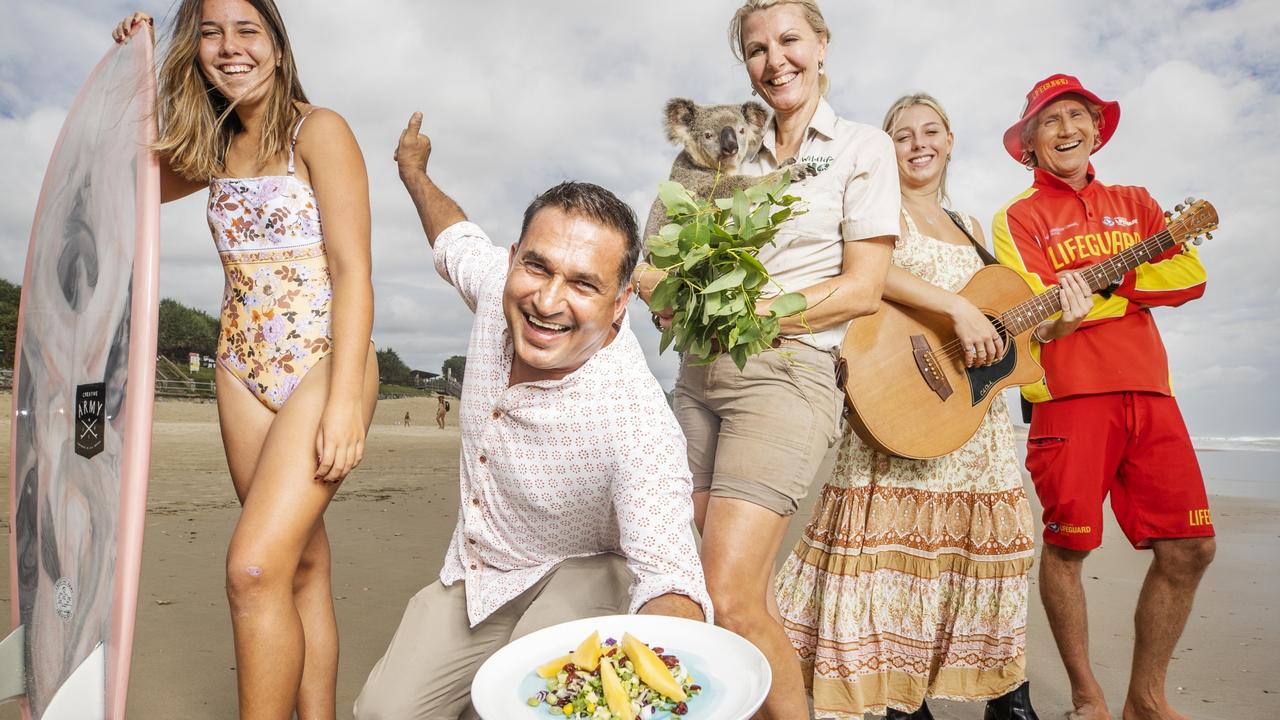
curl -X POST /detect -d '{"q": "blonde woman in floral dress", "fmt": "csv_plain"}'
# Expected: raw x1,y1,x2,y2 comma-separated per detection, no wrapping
774,93,1041,720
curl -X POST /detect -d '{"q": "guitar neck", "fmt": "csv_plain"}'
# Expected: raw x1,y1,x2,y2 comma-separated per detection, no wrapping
1000,227,1179,335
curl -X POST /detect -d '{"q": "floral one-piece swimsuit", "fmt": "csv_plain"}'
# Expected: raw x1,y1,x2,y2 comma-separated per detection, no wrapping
207,110,332,412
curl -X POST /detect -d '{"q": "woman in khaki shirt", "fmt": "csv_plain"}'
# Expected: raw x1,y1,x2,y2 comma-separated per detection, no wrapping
636,1,898,716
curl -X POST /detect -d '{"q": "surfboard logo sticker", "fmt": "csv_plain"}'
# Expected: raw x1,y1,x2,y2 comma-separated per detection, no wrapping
54,577,76,622
75,382,106,459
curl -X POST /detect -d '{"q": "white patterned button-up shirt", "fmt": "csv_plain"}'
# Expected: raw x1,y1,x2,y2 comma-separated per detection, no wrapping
433,221,712,627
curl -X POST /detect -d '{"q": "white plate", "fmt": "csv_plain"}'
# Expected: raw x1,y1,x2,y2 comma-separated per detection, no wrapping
470,614,771,720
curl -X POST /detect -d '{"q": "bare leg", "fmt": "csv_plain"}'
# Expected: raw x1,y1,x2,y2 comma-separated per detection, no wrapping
1122,537,1215,720
700,496,806,720
692,489,710,534
294,521,338,720
218,352,377,720
1039,544,1112,720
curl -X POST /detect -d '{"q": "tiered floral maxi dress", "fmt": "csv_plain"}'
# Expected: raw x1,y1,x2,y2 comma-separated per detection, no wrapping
774,210,1037,717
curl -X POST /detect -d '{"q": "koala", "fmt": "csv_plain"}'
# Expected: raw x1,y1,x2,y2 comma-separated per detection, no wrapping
644,97,807,241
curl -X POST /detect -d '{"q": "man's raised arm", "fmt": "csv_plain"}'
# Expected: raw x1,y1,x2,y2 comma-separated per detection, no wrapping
395,111,467,246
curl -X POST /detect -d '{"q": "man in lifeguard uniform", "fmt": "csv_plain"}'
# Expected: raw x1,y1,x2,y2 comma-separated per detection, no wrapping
993,74,1215,720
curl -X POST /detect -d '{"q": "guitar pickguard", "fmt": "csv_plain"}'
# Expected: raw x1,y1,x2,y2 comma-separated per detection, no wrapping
964,340,1017,406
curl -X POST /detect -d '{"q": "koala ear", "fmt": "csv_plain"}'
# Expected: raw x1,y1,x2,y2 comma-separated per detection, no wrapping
664,98,697,146
742,101,770,129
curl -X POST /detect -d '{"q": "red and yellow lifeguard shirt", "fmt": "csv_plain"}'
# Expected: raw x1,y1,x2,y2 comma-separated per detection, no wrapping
992,167,1206,403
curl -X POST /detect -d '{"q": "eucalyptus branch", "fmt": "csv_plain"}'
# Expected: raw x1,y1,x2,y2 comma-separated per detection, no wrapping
643,171,807,370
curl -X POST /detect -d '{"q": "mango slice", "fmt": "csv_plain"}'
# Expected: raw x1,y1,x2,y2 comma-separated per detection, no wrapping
621,632,686,702
570,630,602,672
535,653,572,679
599,656,635,720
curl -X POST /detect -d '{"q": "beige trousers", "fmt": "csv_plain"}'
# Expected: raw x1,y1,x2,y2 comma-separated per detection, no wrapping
353,553,631,720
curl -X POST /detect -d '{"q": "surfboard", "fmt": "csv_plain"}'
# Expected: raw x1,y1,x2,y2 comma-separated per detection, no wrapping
3,29,159,720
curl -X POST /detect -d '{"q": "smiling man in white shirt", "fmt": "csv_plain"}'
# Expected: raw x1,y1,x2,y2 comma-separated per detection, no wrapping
353,113,713,720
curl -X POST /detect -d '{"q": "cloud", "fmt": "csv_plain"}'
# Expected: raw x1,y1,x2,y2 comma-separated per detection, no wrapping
2,0,1278,435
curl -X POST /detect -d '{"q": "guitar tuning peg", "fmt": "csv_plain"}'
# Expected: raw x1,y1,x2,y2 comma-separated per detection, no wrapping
1164,211,1173,220
1205,232,1213,240
1185,196,1195,205
1193,237,1203,246
1174,203,1185,212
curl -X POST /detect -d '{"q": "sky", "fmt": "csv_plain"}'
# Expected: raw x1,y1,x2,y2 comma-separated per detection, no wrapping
1,0,1277,438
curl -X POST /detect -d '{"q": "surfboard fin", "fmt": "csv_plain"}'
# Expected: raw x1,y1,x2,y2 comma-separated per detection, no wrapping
0,631,107,719
43,641,106,719
0,624,25,702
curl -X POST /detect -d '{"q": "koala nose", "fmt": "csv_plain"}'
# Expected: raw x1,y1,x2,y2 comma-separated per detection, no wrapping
720,126,739,156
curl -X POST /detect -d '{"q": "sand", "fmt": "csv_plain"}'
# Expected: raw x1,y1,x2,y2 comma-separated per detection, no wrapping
0,392,1275,719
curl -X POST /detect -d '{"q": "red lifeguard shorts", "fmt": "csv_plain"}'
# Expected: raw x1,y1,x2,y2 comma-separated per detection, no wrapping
1026,391,1214,551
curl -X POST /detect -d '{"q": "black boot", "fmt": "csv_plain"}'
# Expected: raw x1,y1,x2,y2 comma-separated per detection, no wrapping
984,681,1040,720
885,700,935,720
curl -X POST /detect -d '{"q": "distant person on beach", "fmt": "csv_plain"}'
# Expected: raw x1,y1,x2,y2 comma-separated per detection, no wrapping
353,113,712,720
113,3,378,719
402,410,411,427
993,73,1213,720
436,395,447,429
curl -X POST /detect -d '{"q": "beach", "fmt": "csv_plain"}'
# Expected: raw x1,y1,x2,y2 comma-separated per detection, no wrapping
0,392,1276,719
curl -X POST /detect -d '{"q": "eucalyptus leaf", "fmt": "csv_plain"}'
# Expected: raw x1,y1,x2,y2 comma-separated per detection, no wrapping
681,243,712,271
647,235,679,258
732,188,749,228
649,276,680,311
702,267,747,294
658,181,699,215
769,291,807,318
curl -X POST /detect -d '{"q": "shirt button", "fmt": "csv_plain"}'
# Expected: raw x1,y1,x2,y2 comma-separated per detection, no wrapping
491,410,501,419
467,538,476,545
478,454,487,464
471,497,480,506
469,563,477,570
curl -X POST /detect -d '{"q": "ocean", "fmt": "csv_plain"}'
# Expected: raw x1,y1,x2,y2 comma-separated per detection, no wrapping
1192,437,1280,501
1011,429,1280,501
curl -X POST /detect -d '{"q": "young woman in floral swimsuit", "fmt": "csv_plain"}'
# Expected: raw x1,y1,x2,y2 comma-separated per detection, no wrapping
114,2,377,718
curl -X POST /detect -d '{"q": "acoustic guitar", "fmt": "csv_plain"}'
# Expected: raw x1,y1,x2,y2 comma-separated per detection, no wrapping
840,198,1219,460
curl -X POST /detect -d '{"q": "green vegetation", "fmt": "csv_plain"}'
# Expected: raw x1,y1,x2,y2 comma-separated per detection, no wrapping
378,383,434,397
442,354,466,384
157,298,218,361
645,171,807,370
0,278,17,369
376,347,413,386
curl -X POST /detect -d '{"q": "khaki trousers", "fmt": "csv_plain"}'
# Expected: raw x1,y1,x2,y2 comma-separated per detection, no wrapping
353,553,631,720
674,343,841,516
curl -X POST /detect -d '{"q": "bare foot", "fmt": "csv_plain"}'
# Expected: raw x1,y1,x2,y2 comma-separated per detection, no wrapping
1067,700,1114,720
1121,698,1190,720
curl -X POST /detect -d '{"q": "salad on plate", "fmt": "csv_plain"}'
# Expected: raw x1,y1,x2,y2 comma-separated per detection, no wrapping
527,630,702,719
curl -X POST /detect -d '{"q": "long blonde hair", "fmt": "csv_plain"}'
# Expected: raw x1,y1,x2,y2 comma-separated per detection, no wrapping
727,0,831,97
154,0,308,180
882,92,953,204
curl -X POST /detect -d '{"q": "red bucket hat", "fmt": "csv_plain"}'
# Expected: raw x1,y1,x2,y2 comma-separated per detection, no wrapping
1003,73,1120,162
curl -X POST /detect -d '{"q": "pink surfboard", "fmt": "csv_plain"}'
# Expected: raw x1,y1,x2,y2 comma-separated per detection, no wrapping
3,30,159,720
